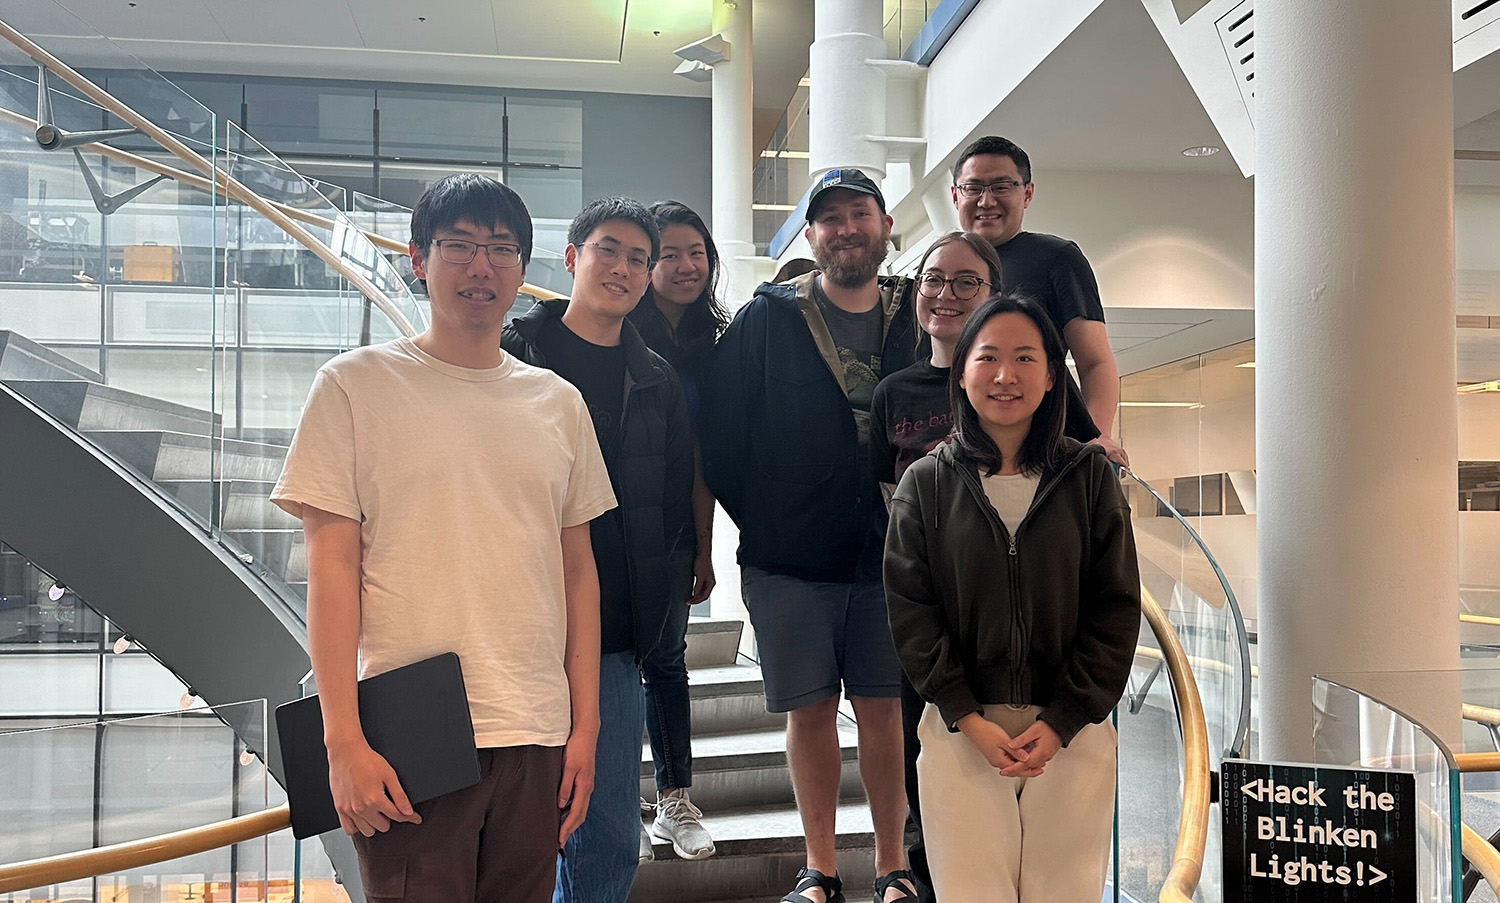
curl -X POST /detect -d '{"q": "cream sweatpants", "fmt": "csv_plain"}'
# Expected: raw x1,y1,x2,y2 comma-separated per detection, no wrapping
917,703,1116,903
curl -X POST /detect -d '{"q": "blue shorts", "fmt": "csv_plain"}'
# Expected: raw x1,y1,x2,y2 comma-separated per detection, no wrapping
740,566,904,713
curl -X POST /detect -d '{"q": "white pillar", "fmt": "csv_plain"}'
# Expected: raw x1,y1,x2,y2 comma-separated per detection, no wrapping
709,0,756,308
1256,0,1459,758
809,0,888,181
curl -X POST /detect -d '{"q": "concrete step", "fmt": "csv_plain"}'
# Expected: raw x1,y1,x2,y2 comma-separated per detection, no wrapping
0,331,102,382
630,801,875,903
685,617,742,669
686,662,786,736
156,479,295,531
223,528,300,576
641,725,862,811
6,379,217,435
84,430,287,482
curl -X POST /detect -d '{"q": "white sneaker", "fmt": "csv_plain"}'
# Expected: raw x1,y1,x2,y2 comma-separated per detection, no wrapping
639,817,655,863
650,788,716,860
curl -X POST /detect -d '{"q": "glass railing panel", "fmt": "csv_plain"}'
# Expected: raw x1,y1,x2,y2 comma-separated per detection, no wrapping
1449,662,1500,903
1314,671,1463,903
1114,617,1190,903
1125,472,1253,764
0,700,271,900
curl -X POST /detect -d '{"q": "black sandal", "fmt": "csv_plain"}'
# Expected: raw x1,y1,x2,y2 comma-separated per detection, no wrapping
873,869,922,903
783,866,844,903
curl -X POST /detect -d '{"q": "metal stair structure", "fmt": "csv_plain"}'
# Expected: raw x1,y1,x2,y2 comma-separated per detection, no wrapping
0,327,879,903
634,620,875,903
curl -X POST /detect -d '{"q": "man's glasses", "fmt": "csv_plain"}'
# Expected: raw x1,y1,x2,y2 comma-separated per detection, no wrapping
916,273,989,301
431,239,523,268
579,241,653,275
953,179,1025,199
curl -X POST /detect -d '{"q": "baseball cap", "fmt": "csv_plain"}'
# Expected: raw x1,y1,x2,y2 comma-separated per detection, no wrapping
806,168,886,222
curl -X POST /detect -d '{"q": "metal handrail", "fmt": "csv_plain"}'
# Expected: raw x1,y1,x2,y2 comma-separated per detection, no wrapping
0,804,291,894
0,20,563,316
1139,584,1213,903
1125,469,1253,759
0,17,420,337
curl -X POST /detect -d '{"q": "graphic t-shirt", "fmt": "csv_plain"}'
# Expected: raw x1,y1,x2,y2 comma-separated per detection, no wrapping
813,277,884,458
992,231,1105,442
871,360,953,487
269,338,616,748
534,318,635,654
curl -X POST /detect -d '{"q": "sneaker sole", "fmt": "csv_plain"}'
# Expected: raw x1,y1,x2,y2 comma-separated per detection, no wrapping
650,822,717,861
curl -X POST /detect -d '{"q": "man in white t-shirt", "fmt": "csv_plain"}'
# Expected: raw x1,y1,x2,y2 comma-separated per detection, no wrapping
270,174,616,903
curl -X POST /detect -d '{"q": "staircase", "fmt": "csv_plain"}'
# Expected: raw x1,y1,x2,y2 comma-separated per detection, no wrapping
634,620,876,903
1,327,878,903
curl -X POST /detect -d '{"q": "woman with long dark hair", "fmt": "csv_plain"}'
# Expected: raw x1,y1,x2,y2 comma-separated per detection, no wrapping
626,200,729,862
884,295,1140,902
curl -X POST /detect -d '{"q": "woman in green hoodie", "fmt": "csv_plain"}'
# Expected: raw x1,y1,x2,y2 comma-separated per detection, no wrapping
883,295,1141,903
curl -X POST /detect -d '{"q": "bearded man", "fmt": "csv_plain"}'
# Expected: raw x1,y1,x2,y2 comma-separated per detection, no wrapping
701,169,924,903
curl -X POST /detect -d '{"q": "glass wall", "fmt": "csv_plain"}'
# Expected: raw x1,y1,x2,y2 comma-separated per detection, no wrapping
0,541,339,902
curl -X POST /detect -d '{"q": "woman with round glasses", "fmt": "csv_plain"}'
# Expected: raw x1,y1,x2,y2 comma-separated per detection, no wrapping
868,230,1002,900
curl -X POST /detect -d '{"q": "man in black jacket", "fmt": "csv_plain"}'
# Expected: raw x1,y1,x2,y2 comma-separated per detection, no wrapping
501,196,694,903
701,170,923,903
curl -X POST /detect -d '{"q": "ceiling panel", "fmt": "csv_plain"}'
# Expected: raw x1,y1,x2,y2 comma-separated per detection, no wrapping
200,0,363,47
51,0,230,42
492,0,629,62
0,2,96,36
349,0,499,56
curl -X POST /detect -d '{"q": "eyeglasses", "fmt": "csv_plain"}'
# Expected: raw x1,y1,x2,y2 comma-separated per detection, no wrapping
954,179,1026,199
431,239,523,268
916,272,989,301
579,241,653,275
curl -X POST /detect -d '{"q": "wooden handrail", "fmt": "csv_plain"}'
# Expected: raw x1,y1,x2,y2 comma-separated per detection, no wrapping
1461,613,1500,628
1464,822,1500,898
1138,585,1213,903
0,804,291,894
1458,751,1500,772
1464,702,1500,728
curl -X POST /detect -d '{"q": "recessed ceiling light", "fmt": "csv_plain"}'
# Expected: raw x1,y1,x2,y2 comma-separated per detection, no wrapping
1182,145,1221,157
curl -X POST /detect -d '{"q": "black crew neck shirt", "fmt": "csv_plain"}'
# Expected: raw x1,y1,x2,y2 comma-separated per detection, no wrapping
993,231,1105,442
534,317,633,652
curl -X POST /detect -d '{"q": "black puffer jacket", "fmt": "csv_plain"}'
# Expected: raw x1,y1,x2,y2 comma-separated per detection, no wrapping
700,272,922,583
502,299,694,659
884,439,1140,745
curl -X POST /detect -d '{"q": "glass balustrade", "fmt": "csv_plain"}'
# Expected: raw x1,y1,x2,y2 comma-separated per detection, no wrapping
0,0,432,614
1313,672,1464,903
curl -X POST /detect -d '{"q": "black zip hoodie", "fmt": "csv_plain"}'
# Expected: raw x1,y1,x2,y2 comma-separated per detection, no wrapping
884,438,1140,745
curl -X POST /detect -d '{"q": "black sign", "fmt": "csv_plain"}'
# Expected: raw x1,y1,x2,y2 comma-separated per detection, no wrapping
1222,759,1416,902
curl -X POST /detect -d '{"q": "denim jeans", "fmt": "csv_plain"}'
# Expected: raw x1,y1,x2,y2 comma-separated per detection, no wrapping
554,651,646,903
642,598,692,792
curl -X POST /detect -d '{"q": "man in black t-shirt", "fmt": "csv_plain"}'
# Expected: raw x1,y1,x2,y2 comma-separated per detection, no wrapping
950,135,1129,465
501,197,694,903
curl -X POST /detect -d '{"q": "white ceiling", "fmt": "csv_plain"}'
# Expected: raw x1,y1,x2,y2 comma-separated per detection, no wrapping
1,0,812,137
958,0,1243,178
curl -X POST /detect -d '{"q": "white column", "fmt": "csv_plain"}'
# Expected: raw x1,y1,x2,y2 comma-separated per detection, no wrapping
710,0,756,308
808,0,888,181
1256,0,1459,758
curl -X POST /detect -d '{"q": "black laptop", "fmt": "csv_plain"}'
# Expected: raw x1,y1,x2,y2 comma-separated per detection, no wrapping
276,652,481,838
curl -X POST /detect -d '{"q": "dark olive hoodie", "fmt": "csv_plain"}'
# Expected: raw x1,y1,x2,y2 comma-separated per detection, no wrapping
884,438,1140,745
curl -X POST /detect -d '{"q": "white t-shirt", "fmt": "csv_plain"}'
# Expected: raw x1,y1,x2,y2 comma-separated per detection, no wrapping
270,337,616,748
981,471,1041,535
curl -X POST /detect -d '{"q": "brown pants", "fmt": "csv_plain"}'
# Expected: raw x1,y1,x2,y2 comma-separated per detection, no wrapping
352,745,565,903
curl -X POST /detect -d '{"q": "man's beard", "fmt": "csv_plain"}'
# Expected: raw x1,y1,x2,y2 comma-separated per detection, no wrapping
814,230,890,289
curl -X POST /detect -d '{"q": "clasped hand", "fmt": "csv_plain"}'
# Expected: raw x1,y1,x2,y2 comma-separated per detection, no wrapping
957,713,1062,778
